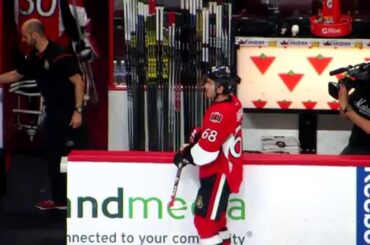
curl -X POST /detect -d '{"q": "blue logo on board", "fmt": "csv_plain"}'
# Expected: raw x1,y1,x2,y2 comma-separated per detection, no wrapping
357,167,370,245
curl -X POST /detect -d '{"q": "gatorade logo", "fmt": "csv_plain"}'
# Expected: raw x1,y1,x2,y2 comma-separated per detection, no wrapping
322,27,342,35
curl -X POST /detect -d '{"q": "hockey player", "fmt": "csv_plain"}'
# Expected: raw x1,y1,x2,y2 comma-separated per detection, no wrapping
174,65,243,245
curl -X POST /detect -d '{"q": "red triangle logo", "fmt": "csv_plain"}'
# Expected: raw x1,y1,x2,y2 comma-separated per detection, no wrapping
251,53,275,74
302,101,317,110
279,71,304,92
327,101,340,110
277,100,292,109
307,55,332,75
252,100,267,109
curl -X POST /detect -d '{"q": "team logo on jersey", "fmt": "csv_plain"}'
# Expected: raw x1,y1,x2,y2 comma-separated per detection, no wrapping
44,60,50,70
210,112,223,123
196,195,203,209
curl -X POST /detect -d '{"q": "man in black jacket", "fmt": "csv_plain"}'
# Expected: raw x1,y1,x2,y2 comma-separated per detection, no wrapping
0,18,85,210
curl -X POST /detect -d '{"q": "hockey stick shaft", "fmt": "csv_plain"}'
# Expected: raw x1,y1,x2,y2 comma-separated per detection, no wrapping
168,162,184,207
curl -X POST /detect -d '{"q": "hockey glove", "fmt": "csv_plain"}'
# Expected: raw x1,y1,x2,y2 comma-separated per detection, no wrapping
189,127,202,144
173,144,195,168
173,127,201,168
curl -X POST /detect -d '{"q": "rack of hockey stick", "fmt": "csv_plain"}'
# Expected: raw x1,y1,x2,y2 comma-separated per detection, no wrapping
121,0,232,151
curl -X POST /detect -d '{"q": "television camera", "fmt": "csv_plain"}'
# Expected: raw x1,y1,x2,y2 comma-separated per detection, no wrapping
328,61,370,99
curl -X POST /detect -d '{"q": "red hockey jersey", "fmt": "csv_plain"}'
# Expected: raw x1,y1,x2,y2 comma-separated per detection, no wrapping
191,95,244,193
14,0,87,47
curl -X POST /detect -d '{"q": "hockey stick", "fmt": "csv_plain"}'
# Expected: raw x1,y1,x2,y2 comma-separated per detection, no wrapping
168,161,185,208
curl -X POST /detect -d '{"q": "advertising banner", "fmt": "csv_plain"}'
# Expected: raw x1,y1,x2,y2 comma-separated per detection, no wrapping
67,160,358,245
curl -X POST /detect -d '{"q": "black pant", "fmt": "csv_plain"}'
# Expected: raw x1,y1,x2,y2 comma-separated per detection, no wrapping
42,108,87,203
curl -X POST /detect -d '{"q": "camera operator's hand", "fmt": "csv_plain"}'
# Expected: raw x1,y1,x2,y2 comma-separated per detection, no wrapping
339,84,349,111
338,84,354,117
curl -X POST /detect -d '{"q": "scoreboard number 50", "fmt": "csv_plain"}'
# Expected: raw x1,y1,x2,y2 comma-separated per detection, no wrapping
20,0,57,17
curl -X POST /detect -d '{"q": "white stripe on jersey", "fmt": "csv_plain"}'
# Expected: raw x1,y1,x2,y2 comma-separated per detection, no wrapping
191,143,219,166
218,229,231,240
222,134,233,172
210,174,226,220
199,234,222,245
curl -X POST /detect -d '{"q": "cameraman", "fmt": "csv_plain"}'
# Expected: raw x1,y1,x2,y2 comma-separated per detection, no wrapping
339,82,370,154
